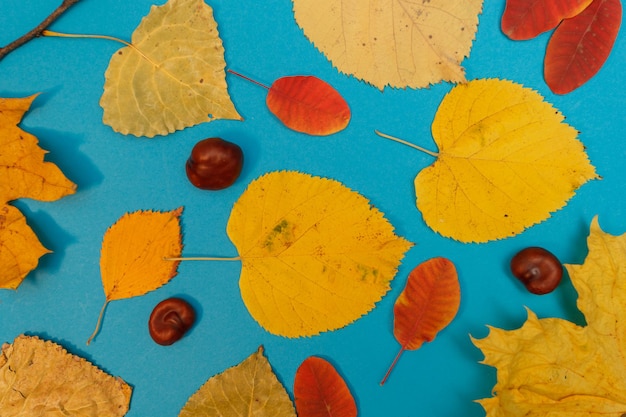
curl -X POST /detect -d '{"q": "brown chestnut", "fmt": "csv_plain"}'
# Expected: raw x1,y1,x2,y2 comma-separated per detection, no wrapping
148,297,196,345
510,247,563,295
186,137,243,190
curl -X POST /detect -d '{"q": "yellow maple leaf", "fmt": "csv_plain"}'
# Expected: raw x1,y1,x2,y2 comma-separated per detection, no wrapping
0,335,131,416
379,78,598,243
179,346,296,417
472,217,626,416
226,171,413,337
99,0,241,137
0,95,76,289
88,207,183,344
292,0,483,89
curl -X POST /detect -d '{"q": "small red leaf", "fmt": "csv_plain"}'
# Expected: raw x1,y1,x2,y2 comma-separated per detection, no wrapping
266,76,351,136
545,0,622,94
502,0,594,40
381,257,460,385
294,357,357,417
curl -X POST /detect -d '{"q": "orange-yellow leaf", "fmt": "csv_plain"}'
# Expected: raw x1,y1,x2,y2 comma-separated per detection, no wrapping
0,205,49,290
294,356,357,417
0,335,132,416
89,207,183,344
381,257,460,385
473,217,626,416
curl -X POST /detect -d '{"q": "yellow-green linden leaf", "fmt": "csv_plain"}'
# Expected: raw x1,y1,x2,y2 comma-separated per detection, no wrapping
100,0,241,137
227,171,413,337
472,217,626,416
179,347,296,417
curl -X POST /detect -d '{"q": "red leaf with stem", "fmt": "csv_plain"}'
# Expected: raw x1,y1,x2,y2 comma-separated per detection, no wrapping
544,0,622,94
502,0,594,40
294,357,357,417
381,257,460,385
228,70,351,136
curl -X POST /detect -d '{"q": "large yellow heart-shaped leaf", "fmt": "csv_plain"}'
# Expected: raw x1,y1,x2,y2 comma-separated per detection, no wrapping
227,171,413,337
100,0,241,137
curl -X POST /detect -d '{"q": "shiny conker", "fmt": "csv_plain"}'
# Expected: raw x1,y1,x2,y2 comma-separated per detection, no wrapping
148,297,196,345
185,137,243,190
510,247,563,295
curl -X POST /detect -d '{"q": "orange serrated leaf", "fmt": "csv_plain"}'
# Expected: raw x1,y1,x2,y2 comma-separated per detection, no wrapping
502,0,594,40
381,257,460,385
88,207,183,344
294,357,357,417
544,0,622,94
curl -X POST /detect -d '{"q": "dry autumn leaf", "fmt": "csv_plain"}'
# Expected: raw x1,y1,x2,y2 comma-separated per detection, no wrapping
227,171,412,337
473,217,626,416
99,0,241,137
179,346,296,417
545,0,622,94
0,335,131,416
0,95,76,289
381,257,460,385
376,78,598,243
228,70,351,136
292,0,483,89
294,357,357,417
88,207,183,344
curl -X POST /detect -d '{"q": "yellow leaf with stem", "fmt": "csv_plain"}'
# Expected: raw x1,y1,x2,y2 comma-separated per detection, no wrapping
170,171,413,337
472,217,626,416
376,78,598,243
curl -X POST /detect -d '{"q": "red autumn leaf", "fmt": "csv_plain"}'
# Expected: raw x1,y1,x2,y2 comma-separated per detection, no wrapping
502,0,594,40
228,70,351,136
381,257,460,385
544,0,622,94
294,357,357,417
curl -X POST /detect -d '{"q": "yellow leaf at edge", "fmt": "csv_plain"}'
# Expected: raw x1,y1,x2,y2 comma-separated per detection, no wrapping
227,171,413,337
0,205,49,289
100,0,241,137
0,335,132,416
0,95,76,203
417,78,598,243
100,207,183,301
292,0,483,89
179,347,296,417
472,217,626,416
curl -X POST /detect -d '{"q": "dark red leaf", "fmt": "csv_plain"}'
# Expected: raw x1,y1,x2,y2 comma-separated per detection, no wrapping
545,0,622,94
294,357,357,417
502,0,593,39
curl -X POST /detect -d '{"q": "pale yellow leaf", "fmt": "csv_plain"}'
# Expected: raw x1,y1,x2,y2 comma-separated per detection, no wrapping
0,335,131,416
179,346,296,417
0,205,49,290
89,207,183,344
472,217,626,416
292,0,483,89
227,171,413,337
100,0,241,137
415,78,597,242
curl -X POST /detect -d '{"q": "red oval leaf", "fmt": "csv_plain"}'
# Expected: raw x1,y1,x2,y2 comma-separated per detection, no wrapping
266,76,351,136
544,0,622,94
381,257,460,385
502,0,593,40
294,357,357,417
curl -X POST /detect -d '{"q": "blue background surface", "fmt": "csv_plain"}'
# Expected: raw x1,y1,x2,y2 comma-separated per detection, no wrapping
1,1,625,415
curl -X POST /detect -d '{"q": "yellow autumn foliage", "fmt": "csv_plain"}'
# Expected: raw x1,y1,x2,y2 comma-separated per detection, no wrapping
473,217,626,416
227,171,413,337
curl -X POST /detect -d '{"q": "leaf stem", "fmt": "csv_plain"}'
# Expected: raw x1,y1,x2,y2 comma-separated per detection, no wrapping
164,256,242,261
380,346,406,385
227,69,271,90
86,300,109,346
374,130,439,158
0,0,81,62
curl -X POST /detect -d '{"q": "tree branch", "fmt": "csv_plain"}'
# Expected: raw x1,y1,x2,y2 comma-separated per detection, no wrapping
0,0,81,62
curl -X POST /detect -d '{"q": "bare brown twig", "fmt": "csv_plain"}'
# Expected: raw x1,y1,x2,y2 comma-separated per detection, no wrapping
0,0,81,62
